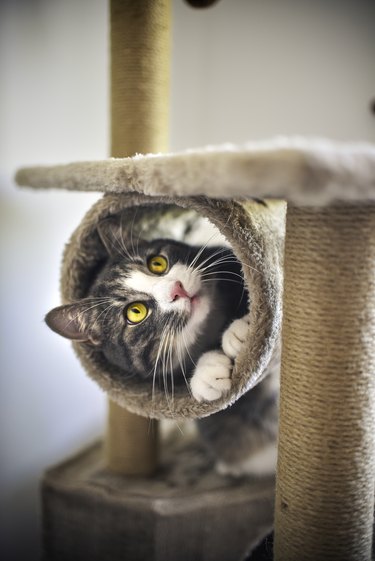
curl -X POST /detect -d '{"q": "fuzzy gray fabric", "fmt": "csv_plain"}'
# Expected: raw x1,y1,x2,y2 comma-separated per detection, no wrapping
16,138,375,205
59,192,285,419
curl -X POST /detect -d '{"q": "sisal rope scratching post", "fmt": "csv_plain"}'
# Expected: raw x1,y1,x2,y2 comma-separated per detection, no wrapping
107,0,171,475
274,204,375,561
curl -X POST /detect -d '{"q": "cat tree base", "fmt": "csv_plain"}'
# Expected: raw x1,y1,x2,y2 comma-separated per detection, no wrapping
42,438,274,561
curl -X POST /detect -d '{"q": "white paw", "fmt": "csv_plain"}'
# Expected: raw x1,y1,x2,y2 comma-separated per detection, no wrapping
222,315,250,359
190,351,232,402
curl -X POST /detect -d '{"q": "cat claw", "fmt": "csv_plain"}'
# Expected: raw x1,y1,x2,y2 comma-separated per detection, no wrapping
190,350,232,402
222,314,250,359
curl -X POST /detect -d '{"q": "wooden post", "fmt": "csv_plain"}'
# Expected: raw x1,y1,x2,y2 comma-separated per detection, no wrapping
106,402,158,475
107,0,171,475
274,205,375,561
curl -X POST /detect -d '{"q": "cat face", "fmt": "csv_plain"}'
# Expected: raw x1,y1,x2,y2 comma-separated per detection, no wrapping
96,237,212,377
45,218,220,381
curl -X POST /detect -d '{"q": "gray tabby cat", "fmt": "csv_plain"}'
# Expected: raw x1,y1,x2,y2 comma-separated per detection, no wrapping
46,216,278,476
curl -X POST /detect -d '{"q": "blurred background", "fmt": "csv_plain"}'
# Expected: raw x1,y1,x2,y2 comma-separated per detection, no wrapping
0,0,374,559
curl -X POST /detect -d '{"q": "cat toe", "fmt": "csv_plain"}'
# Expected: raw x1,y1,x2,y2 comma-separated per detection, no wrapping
222,316,250,359
191,383,222,402
190,351,232,402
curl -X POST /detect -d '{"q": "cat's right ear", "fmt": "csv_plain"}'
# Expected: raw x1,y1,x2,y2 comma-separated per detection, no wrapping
45,302,99,345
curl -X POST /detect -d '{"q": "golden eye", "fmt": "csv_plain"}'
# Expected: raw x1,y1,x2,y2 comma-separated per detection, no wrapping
147,255,168,275
125,302,148,324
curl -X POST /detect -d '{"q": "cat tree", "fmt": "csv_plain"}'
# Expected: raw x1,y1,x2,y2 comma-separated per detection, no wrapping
16,1,375,560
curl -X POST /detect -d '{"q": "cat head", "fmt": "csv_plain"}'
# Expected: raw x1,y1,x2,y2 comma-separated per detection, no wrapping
45,216,218,380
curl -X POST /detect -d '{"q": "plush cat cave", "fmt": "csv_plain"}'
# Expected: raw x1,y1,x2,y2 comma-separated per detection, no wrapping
62,194,283,419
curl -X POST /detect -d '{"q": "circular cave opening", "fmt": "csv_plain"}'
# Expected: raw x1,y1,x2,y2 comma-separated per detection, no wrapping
61,194,279,419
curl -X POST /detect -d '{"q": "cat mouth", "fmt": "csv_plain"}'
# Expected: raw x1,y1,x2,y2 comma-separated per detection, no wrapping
170,280,200,307
184,292,210,331
176,292,198,307
188,292,211,321
174,291,201,318
169,280,208,321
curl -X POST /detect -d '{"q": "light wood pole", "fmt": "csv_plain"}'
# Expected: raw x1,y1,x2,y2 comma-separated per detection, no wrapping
106,0,171,476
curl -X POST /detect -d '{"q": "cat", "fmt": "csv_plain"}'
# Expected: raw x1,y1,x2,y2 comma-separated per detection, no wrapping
45,215,278,476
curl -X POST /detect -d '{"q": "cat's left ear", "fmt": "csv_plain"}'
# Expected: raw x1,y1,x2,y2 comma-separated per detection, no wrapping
45,302,100,345
97,217,125,257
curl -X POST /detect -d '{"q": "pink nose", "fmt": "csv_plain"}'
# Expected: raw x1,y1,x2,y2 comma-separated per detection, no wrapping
170,281,190,301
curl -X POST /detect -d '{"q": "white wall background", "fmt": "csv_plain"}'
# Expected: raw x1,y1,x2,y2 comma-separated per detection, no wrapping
0,0,374,559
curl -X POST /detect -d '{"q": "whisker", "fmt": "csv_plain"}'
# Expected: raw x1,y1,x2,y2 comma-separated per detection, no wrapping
188,230,221,269
196,256,239,275
92,301,119,332
180,329,197,369
200,278,245,286
175,332,193,397
193,247,229,273
200,269,245,279
195,254,248,273
68,299,115,328
163,330,176,411
168,331,175,405
112,230,133,261
78,296,115,301
152,321,171,401
129,209,139,259
119,215,135,261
